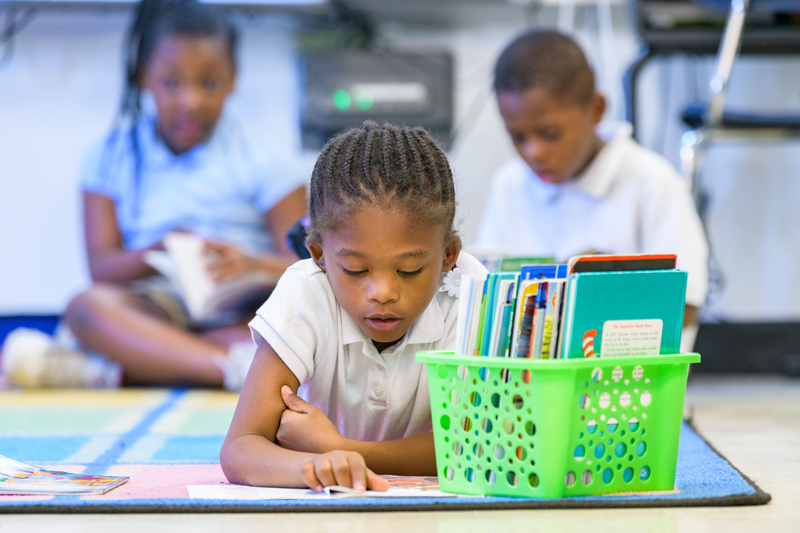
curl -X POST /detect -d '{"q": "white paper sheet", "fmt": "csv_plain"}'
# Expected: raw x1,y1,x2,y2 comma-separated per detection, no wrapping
186,484,456,500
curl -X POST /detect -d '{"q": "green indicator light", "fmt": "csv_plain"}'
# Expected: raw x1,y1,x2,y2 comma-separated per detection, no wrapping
332,90,351,111
356,92,374,110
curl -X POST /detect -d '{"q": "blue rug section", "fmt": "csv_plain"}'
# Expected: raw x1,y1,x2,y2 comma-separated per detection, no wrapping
151,436,227,463
0,315,60,346
0,437,90,463
88,389,187,473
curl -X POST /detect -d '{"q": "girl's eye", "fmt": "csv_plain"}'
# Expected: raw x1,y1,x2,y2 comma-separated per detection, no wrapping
342,268,367,277
202,78,221,92
399,268,424,277
540,130,561,142
163,78,180,90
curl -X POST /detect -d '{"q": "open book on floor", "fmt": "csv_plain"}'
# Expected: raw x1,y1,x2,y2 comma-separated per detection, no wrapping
144,232,279,323
0,454,129,495
186,476,456,500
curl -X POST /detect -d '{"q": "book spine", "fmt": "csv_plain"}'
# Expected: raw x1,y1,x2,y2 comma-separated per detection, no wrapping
561,276,579,359
514,294,536,358
475,274,491,355
455,275,474,355
529,282,548,359
495,304,513,358
549,281,566,359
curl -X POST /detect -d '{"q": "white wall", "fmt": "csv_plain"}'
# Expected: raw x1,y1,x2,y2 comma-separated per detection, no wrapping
2,4,800,321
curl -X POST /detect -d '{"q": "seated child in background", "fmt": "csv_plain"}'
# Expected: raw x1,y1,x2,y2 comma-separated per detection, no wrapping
2,0,306,390
474,30,708,343
221,121,488,491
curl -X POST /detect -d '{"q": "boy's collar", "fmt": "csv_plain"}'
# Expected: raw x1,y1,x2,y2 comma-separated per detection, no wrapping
571,122,632,199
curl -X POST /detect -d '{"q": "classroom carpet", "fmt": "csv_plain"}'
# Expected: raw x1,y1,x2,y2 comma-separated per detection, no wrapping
0,388,770,513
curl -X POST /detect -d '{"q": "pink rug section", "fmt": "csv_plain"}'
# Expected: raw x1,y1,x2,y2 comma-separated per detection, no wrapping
82,464,227,500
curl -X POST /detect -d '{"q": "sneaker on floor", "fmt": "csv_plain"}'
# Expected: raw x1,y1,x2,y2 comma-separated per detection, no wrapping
1,328,122,388
220,341,257,392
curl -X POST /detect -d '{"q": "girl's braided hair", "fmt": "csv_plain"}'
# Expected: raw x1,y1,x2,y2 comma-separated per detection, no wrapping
307,121,457,245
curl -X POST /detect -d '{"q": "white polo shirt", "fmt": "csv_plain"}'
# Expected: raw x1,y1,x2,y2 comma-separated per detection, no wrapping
249,252,488,442
474,123,709,307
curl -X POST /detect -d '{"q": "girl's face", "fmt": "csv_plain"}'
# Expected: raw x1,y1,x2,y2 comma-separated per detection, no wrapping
308,205,460,352
140,35,235,155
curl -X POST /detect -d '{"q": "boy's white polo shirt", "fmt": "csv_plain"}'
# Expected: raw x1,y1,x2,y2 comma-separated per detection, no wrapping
474,123,709,307
249,252,488,443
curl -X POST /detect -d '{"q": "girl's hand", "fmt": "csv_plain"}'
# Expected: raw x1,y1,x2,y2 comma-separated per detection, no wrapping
277,386,343,454
203,240,257,282
301,451,389,492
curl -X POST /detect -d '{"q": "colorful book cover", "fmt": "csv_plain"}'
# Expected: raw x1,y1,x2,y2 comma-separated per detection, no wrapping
561,270,687,359
0,454,128,495
519,264,568,281
510,280,540,358
541,279,566,359
513,293,537,358
528,282,549,359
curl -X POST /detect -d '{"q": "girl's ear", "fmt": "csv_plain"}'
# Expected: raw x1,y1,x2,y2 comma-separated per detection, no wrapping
442,234,462,272
307,241,326,272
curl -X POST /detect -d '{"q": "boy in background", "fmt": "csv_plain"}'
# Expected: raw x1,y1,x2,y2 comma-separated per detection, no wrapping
474,30,708,343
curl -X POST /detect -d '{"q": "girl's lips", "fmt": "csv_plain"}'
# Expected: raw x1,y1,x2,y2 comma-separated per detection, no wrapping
365,317,402,331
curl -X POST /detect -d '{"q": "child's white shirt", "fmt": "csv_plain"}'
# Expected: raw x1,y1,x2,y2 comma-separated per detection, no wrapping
249,252,488,442
474,123,709,307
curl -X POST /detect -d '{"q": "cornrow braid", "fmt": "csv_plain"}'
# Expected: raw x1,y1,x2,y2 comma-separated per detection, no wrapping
307,121,457,245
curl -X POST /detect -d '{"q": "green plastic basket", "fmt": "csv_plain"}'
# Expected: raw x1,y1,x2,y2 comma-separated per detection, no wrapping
415,351,700,499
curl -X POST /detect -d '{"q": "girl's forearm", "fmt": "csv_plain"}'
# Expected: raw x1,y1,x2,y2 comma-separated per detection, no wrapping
221,434,317,488
340,432,437,476
252,253,299,276
89,248,157,282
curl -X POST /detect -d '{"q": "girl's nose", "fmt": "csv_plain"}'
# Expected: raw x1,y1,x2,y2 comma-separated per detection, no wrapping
522,139,545,164
179,85,203,111
366,275,400,304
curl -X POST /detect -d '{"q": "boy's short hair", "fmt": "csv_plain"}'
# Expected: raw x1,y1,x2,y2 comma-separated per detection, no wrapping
493,29,595,106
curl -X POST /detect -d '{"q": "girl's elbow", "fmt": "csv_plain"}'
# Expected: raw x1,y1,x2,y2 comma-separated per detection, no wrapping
219,440,246,485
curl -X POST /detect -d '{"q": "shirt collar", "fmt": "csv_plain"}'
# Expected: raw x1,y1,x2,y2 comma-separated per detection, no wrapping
136,112,212,170
571,122,632,199
339,289,446,349
523,121,632,202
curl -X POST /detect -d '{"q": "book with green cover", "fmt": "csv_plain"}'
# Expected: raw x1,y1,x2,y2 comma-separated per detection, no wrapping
561,270,687,359
475,273,494,355
498,256,554,272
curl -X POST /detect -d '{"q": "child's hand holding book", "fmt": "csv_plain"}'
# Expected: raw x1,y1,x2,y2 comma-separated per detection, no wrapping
203,240,261,282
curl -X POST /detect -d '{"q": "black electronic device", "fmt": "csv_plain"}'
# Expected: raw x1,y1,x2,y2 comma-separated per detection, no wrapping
299,50,454,150
636,0,800,54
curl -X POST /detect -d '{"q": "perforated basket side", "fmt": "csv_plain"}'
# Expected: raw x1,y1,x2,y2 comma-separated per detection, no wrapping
562,359,690,496
418,352,697,499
